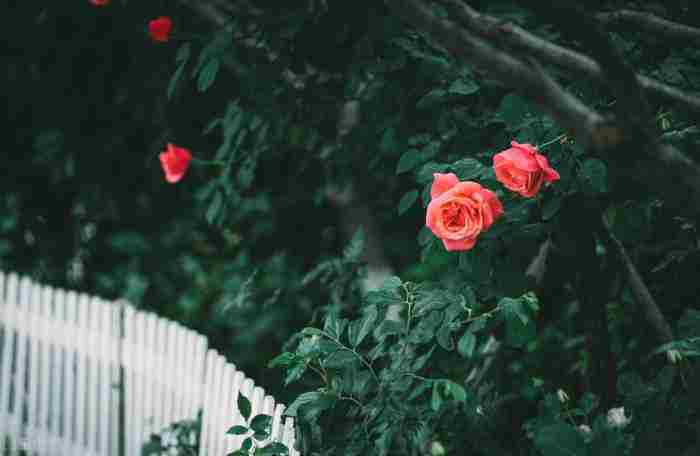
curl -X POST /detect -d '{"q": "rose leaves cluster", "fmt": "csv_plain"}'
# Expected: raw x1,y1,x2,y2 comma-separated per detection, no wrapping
425,141,559,251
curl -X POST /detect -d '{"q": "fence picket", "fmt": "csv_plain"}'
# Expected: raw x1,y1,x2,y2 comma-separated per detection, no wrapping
0,273,18,454
25,283,42,455
75,293,90,451
38,285,53,453
0,271,298,456
11,277,32,453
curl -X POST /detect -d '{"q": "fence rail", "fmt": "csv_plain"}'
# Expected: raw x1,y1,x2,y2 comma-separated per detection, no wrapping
0,271,298,455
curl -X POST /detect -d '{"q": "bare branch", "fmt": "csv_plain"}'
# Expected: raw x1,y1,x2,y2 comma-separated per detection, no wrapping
385,0,604,146
527,2,655,139
598,215,674,345
596,9,700,45
437,0,700,115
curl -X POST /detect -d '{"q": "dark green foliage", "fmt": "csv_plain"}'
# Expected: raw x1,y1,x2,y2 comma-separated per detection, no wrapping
6,1,700,455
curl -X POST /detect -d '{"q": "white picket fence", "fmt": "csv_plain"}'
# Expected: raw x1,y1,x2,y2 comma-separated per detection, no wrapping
0,271,298,455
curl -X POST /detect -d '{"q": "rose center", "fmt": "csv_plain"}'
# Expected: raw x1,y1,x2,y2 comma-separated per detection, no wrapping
442,202,467,231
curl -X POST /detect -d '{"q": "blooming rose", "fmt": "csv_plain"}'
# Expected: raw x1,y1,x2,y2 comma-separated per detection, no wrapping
148,16,173,43
426,173,503,252
89,0,110,5
159,143,192,183
493,140,560,197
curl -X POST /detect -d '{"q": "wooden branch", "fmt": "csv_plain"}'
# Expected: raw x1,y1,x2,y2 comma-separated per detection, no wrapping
527,2,654,140
598,215,673,345
385,0,604,145
596,9,700,45
436,0,700,115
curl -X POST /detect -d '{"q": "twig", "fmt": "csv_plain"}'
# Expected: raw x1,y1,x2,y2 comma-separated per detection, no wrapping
525,239,551,292
596,9,700,45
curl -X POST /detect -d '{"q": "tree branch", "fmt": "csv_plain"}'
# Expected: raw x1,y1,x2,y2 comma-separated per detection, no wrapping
598,215,674,345
596,9,700,45
385,0,604,144
436,0,700,115
387,0,700,216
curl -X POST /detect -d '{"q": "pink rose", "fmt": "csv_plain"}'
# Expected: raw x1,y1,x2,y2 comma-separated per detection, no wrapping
493,141,560,197
159,143,192,183
426,173,504,251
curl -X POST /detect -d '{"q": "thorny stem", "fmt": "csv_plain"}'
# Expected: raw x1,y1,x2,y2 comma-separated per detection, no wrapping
537,133,568,150
460,304,501,326
308,362,328,386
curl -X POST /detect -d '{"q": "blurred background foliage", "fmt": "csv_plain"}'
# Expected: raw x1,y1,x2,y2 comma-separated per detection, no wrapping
3,0,700,454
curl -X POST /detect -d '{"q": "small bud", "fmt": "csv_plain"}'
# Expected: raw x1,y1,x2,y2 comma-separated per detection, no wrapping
431,441,446,456
578,424,592,435
557,389,569,403
666,349,683,364
607,407,631,429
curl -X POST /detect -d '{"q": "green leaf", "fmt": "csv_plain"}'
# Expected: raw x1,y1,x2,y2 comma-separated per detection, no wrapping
250,414,272,436
533,423,586,456
301,327,324,337
398,190,419,215
416,88,447,109
226,425,249,436
500,297,529,325
444,380,467,402
373,320,404,340
242,437,253,452
505,313,535,348
256,442,289,455
448,78,479,95
323,349,357,369
206,191,224,226
451,158,484,180
176,42,192,63
197,59,220,92
380,127,397,154
238,394,252,421
396,149,423,174
458,332,476,358
343,228,365,262
285,391,335,419
108,232,151,255
267,352,296,368
542,196,561,220
167,64,186,100
431,382,444,411
436,322,455,351
347,306,378,347
580,158,608,194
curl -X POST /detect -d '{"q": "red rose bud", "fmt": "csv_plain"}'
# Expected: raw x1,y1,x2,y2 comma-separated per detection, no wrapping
148,16,173,43
159,143,192,183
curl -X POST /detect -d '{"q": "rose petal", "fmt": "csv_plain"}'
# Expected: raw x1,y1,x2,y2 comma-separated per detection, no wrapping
442,237,477,252
430,172,459,199
534,154,560,182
